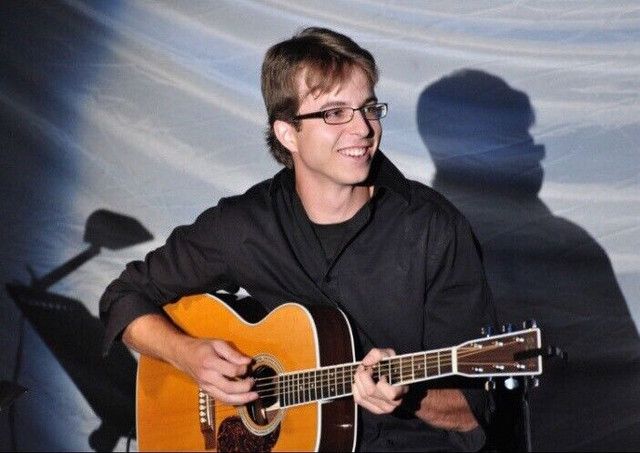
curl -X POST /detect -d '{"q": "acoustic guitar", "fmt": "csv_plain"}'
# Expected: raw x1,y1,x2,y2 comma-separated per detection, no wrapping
137,293,542,452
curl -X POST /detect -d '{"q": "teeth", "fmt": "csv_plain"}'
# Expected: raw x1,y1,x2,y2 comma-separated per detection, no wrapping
340,147,366,157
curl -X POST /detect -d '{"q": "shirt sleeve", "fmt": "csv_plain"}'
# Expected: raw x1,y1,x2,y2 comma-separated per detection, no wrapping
99,205,238,355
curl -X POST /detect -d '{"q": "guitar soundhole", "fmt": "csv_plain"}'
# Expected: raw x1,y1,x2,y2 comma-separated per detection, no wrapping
247,365,278,426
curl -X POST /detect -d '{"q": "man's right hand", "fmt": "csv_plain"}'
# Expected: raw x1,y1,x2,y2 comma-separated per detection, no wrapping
123,313,258,406
176,337,259,406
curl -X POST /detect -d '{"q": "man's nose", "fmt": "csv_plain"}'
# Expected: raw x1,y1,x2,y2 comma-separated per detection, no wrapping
349,109,373,136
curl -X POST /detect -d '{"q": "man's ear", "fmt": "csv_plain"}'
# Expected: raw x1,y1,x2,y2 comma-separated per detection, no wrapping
273,120,299,154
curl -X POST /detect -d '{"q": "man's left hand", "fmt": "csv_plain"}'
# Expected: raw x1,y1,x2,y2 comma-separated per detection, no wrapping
353,348,409,414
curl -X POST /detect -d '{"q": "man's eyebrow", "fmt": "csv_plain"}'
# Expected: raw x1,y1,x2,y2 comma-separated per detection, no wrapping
319,96,378,111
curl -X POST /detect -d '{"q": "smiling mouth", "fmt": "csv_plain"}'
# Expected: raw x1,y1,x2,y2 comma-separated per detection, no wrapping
338,146,370,157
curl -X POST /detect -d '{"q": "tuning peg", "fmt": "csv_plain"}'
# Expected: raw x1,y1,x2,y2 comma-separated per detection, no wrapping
504,377,520,390
501,323,515,333
485,378,496,392
523,319,537,329
481,325,494,337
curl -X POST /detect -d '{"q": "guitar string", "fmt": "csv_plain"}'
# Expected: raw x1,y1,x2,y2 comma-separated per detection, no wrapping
240,341,518,399
204,340,528,412
205,354,498,418
250,339,519,390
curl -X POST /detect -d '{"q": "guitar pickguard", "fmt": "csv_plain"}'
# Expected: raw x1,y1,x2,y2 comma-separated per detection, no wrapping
217,416,280,453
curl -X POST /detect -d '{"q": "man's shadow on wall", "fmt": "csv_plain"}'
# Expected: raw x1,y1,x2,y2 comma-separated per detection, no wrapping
417,69,640,451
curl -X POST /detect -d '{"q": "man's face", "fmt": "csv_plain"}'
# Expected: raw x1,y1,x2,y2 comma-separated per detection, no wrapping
288,67,382,192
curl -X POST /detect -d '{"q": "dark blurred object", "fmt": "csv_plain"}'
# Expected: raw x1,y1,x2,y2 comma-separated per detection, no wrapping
0,381,27,412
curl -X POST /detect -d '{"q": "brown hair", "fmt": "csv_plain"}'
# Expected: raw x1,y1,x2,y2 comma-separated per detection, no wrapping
261,27,379,168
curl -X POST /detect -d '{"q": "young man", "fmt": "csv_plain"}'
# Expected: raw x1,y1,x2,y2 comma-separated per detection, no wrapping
100,27,495,451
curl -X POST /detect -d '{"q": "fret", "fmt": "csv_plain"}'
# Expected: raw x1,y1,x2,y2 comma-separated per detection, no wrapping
330,366,335,397
411,354,415,381
344,366,354,396
304,371,308,402
437,351,441,375
344,366,351,396
305,371,309,403
283,374,289,407
415,353,425,380
325,367,330,399
332,366,339,396
288,372,294,406
424,352,428,379
292,373,296,404
312,369,318,402
306,370,312,403
298,372,303,404
283,374,288,407
426,352,434,378
302,371,308,403
329,366,336,398
337,365,347,396
383,359,390,385
441,350,453,374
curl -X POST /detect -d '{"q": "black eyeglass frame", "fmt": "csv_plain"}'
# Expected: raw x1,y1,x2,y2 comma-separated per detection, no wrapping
292,103,388,125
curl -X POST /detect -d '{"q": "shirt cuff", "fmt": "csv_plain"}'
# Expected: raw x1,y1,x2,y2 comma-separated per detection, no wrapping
101,295,164,356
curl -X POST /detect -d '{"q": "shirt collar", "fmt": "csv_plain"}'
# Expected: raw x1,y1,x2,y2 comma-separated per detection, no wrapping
269,151,411,204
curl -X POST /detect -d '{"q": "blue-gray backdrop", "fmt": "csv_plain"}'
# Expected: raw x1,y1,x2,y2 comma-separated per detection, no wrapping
1,1,639,451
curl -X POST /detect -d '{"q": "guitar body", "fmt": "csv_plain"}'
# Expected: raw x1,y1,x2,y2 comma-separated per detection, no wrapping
137,294,357,452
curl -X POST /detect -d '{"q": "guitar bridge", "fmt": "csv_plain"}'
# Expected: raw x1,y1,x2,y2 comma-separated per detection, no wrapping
199,388,216,450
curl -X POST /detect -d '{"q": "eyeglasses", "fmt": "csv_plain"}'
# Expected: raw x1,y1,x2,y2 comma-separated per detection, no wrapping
293,103,388,125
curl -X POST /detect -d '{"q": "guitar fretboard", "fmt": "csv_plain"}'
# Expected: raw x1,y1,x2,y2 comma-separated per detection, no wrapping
277,349,454,408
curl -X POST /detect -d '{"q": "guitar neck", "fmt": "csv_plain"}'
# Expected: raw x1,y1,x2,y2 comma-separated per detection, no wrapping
277,348,454,408
275,326,542,408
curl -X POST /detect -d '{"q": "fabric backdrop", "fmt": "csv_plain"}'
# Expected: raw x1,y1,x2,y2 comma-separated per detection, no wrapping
1,1,638,451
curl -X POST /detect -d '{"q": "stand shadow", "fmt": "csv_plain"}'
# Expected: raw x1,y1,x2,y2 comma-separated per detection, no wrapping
6,284,137,452
5,209,152,451
417,69,640,451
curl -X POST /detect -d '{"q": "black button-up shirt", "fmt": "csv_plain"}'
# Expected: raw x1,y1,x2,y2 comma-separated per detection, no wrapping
99,152,496,451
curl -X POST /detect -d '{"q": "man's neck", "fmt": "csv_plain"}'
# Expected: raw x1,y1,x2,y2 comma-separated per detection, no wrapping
295,181,373,225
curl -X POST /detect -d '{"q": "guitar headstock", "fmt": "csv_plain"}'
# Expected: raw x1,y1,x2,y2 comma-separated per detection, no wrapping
456,327,542,377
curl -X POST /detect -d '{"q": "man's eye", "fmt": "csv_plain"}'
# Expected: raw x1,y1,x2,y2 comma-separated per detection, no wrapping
326,108,349,119
364,105,379,114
